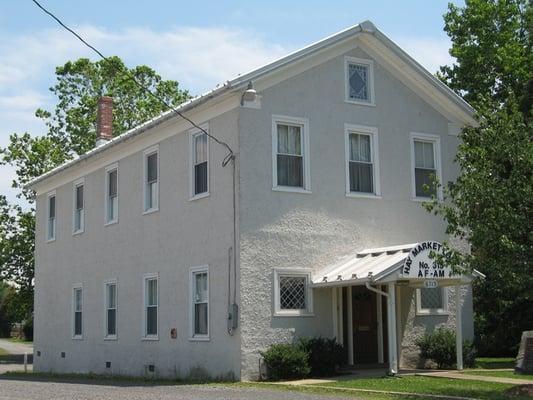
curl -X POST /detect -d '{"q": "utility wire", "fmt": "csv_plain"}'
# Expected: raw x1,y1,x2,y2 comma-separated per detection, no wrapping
31,0,235,164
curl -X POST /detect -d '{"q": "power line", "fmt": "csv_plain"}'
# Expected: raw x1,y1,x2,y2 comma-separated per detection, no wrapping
31,0,235,164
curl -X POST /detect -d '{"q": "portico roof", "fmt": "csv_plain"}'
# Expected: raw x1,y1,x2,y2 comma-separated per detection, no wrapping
310,242,484,288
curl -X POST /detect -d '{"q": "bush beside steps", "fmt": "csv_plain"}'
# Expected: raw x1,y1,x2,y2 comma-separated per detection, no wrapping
260,337,344,381
416,327,476,369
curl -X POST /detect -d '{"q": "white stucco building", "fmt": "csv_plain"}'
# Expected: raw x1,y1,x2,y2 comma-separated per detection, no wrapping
29,21,481,380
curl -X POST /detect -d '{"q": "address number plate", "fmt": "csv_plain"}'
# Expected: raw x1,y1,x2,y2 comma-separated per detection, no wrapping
423,280,439,289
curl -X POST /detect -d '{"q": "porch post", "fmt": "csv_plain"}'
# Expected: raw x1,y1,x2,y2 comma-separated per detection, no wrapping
338,287,344,346
376,288,384,364
455,285,463,370
332,287,338,341
347,286,354,365
387,283,398,374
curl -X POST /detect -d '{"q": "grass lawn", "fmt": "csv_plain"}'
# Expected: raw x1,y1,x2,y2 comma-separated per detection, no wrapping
0,347,8,356
463,369,533,381
475,357,515,369
7,338,33,344
313,376,528,400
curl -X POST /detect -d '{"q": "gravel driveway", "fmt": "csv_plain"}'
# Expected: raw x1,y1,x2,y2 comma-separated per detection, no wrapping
0,378,343,400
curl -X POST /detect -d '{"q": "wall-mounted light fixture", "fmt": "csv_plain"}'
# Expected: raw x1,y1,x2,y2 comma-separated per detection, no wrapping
240,81,257,105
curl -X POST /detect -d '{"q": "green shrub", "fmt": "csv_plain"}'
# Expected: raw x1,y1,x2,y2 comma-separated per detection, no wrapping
22,318,33,341
298,337,344,376
416,327,477,369
260,343,310,380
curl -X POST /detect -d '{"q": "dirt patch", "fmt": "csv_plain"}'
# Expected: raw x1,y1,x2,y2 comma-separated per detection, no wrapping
504,384,533,397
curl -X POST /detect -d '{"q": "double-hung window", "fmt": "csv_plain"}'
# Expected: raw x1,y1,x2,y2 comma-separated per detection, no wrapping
410,133,441,200
272,116,310,192
417,287,448,315
345,57,374,105
273,269,313,316
105,281,117,338
143,147,159,213
47,192,56,241
190,129,209,199
143,274,158,338
72,179,85,234
73,285,83,339
190,267,209,339
105,164,118,224
345,124,380,196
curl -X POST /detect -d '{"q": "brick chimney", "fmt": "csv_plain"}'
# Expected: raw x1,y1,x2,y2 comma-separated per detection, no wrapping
96,96,113,146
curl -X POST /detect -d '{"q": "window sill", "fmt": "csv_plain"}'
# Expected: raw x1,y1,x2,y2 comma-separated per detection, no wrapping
104,219,118,227
346,192,382,200
46,237,56,243
72,230,84,236
72,336,83,340
273,311,315,318
142,208,159,216
188,336,210,342
189,192,210,202
272,186,312,195
142,336,159,341
345,98,376,107
104,335,117,341
416,310,450,317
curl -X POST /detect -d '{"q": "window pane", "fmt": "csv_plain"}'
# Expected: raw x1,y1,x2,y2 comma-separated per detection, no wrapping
147,279,157,306
108,196,117,221
75,289,82,311
277,124,288,153
349,133,371,162
108,170,117,197
414,141,435,169
194,273,208,303
49,196,55,218
76,185,84,209
48,218,55,239
415,168,437,197
107,284,116,308
288,126,301,156
421,288,443,309
277,155,303,187
194,303,208,335
74,311,82,336
107,309,116,336
74,209,83,231
146,306,157,335
195,134,207,163
349,63,369,101
147,153,157,183
349,162,373,193
146,181,158,210
279,276,306,310
194,162,208,195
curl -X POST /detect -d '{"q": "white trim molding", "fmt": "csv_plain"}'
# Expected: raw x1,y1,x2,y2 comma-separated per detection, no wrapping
416,287,449,316
271,115,311,193
189,265,210,341
188,123,210,201
142,272,159,340
409,132,443,201
273,268,314,317
103,278,118,340
344,123,381,198
72,283,83,340
344,56,375,106
72,177,85,235
104,163,119,226
142,145,160,215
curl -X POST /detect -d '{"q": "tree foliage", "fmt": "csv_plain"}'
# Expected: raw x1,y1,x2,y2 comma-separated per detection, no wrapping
427,0,533,355
0,56,190,319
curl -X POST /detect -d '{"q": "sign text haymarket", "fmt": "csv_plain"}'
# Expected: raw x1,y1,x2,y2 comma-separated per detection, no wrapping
401,241,458,279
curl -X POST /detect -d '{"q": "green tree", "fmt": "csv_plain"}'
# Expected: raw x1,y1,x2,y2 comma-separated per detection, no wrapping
0,56,190,318
427,0,533,355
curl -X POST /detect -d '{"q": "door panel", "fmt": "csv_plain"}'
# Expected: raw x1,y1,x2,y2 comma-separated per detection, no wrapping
352,287,378,364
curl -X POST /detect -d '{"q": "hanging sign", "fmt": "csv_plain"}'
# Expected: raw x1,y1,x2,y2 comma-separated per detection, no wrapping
401,241,459,279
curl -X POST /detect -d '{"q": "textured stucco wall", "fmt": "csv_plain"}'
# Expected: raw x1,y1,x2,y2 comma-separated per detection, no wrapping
33,109,241,379
237,45,472,380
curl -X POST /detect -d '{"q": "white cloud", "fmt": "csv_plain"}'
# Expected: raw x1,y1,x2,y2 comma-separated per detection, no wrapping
395,36,454,74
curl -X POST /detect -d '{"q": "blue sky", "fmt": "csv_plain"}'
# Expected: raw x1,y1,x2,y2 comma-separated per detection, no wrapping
0,0,462,205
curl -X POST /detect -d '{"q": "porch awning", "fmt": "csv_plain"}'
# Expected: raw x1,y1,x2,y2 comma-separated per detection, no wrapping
310,242,484,288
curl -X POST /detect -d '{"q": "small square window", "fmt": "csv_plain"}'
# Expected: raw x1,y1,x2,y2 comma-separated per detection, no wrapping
417,287,448,315
345,57,374,105
273,269,313,316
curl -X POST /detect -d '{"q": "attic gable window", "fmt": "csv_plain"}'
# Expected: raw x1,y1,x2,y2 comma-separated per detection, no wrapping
345,57,375,106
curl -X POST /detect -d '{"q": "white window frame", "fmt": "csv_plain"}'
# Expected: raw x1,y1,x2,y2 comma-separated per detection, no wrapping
104,279,118,340
72,283,83,340
189,124,210,201
46,190,56,242
410,132,443,201
142,272,159,340
273,268,314,317
189,266,210,341
143,145,159,214
344,56,375,106
271,115,311,194
104,163,119,225
344,123,381,198
416,287,449,316
72,178,85,235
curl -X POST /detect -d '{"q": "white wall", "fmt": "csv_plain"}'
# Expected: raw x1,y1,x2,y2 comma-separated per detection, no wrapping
237,46,472,379
33,109,241,379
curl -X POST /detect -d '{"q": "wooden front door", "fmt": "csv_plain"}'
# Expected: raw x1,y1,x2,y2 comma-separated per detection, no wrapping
352,286,378,364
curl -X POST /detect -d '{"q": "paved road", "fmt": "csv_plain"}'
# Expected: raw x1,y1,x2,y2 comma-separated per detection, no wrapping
0,378,343,400
0,339,33,355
